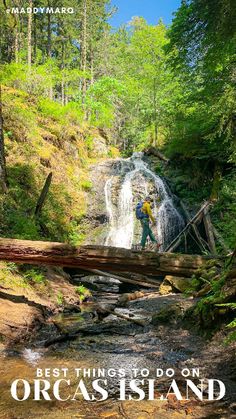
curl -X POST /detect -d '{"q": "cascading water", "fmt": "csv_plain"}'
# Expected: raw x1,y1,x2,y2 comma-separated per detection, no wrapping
105,153,184,251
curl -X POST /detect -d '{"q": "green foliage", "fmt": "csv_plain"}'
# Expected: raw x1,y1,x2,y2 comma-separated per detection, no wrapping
211,171,236,249
86,77,125,128
38,98,83,125
5,262,18,274
23,268,46,284
216,303,236,343
56,291,64,306
81,180,92,191
68,230,86,246
75,285,91,302
38,98,66,121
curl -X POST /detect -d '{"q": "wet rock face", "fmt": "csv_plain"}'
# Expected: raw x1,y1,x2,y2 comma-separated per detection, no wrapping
86,154,185,249
85,160,116,244
151,304,183,325
92,136,109,157
64,141,78,159
151,299,195,325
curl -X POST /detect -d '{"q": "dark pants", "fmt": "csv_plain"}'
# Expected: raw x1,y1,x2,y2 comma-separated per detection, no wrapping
141,218,157,249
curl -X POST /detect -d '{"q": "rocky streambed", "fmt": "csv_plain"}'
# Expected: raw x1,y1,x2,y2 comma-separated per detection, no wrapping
0,275,235,419
0,154,235,418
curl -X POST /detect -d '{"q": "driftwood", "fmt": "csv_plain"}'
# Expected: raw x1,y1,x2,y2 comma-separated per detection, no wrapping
35,172,52,217
203,209,216,254
144,147,170,163
0,238,222,278
172,200,230,256
102,308,146,326
179,200,209,252
165,201,212,253
88,269,160,288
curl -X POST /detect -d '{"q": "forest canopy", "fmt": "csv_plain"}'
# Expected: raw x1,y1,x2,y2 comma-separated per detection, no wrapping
0,0,235,155
0,0,235,246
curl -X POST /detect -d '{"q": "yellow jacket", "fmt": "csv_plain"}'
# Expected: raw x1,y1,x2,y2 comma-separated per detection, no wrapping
142,201,155,223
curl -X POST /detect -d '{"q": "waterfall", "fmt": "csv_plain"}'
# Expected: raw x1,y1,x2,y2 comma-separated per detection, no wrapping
104,153,184,251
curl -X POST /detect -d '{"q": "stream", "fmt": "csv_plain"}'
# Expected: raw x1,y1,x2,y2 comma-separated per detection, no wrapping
0,154,235,418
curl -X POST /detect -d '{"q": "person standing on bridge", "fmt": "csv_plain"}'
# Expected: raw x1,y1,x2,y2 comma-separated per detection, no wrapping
136,196,160,251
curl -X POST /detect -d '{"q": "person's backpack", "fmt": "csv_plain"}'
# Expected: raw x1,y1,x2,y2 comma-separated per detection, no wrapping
136,202,145,220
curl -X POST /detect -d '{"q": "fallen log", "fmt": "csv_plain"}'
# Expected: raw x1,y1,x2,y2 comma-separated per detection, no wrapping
103,308,146,326
88,269,160,288
35,172,52,217
144,147,170,163
203,209,216,254
0,238,223,277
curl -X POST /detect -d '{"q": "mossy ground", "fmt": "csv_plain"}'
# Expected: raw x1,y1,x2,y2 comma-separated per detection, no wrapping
2,85,119,245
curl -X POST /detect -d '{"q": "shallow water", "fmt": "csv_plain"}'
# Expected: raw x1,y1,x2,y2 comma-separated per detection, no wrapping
0,292,233,418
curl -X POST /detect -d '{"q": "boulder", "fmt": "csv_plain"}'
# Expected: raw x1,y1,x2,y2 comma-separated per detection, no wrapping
92,137,108,157
159,279,174,295
151,304,183,325
164,275,192,293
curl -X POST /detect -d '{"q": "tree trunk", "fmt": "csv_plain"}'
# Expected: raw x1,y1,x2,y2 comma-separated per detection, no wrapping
81,0,88,104
90,45,94,85
15,25,19,63
33,13,37,62
47,12,52,59
0,238,225,277
179,200,209,252
61,42,65,104
144,147,169,163
46,11,54,99
61,81,65,105
35,172,52,217
64,83,68,105
210,162,222,201
153,78,158,146
0,85,7,193
27,0,32,69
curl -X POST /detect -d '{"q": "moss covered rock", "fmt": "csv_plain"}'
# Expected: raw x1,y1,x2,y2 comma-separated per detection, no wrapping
151,304,183,325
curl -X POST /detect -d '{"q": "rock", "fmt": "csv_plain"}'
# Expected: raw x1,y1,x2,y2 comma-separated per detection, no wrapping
194,283,211,297
164,276,192,293
63,304,81,314
159,279,174,295
151,304,183,325
230,403,236,412
64,141,78,159
92,137,108,157
40,157,51,168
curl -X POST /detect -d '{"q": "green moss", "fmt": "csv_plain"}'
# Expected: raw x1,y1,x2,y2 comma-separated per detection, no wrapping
81,180,92,191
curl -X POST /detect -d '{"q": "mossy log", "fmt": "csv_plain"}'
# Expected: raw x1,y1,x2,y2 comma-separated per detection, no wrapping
0,238,225,278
